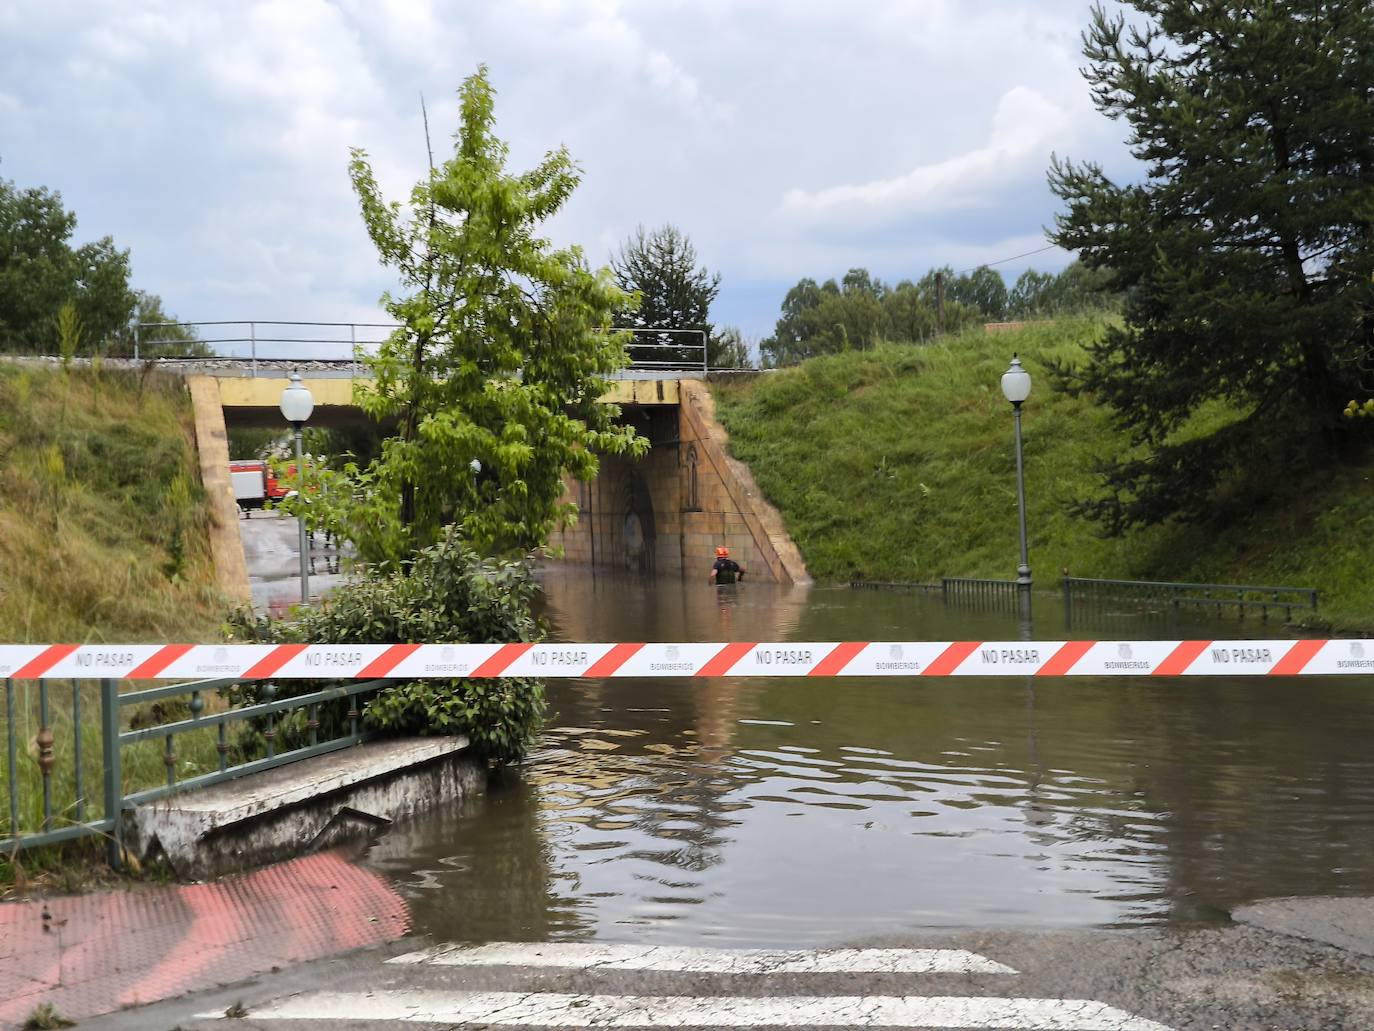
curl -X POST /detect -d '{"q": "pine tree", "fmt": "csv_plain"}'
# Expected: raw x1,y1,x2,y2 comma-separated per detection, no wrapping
1050,1,1374,530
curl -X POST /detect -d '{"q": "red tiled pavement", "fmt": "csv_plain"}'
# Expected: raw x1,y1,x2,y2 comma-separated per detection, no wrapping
0,850,409,1028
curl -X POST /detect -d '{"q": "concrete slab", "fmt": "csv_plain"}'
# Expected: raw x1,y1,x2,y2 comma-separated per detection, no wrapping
1232,896,1374,957
125,737,483,879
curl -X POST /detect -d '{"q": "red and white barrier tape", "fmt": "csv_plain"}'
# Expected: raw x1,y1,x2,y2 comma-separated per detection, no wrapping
0,640,1369,680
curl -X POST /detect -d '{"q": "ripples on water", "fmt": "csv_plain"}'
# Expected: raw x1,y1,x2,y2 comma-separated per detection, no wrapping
364,572,1374,946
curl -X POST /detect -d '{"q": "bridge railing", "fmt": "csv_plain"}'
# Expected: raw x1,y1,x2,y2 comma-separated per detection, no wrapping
136,321,399,373
136,322,711,376
621,328,708,375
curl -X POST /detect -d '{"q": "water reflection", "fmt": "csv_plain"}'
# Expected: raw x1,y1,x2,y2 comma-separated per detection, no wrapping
363,570,1374,946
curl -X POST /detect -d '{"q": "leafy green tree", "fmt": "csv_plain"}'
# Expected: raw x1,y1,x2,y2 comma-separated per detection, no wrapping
300,67,646,566
1007,261,1118,319
1050,1,1374,529
709,325,752,369
924,265,1009,320
0,177,135,353
112,291,207,358
881,281,939,342
611,223,725,366
760,270,888,365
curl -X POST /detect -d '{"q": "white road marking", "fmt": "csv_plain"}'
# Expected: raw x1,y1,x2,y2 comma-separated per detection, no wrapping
386,942,1018,975
201,989,1173,1029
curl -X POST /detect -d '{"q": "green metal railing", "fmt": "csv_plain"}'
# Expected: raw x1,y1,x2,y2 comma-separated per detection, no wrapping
1,676,392,864
1062,577,1318,625
940,576,1023,611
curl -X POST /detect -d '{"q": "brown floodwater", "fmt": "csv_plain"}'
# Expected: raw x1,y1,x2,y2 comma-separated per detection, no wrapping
361,569,1374,946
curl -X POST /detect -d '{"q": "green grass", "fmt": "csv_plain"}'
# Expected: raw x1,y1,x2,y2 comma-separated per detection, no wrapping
0,363,225,643
0,363,231,872
713,319,1374,629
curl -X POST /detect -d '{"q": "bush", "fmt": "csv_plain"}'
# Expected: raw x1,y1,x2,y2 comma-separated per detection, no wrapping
230,529,545,764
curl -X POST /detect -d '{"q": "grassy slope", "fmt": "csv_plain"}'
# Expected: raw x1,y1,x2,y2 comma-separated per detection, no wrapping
713,319,1374,628
0,363,225,642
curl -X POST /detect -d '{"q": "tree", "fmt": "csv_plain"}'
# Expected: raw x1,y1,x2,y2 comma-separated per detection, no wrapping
1050,2,1374,530
760,267,983,365
611,224,724,367
0,176,135,353
1007,261,1118,319
112,291,207,358
301,67,646,566
760,270,888,365
924,265,1009,320
710,326,751,369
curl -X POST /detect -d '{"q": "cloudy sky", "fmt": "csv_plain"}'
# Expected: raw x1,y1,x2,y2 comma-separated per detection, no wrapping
1,1,1138,344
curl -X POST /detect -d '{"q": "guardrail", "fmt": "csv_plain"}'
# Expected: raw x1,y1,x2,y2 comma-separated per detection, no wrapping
1062,577,1318,623
2,675,392,864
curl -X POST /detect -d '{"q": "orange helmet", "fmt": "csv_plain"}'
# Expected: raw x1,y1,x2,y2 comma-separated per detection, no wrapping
715,546,730,557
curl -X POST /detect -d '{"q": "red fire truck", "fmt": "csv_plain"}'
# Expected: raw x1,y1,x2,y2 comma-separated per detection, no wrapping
228,459,291,516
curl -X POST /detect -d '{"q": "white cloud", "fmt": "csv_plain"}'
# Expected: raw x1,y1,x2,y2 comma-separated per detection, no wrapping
0,0,1135,339
780,87,1074,228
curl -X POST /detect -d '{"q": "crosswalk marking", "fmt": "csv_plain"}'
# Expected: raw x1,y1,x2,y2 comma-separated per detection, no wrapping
387,942,1019,975
200,989,1173,1029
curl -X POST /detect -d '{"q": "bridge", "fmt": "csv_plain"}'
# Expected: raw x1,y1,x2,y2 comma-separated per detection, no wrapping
162,322,808,604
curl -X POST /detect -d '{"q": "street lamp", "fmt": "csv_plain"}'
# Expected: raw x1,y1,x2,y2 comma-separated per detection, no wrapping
1000,354,1032,601
279,371,314,605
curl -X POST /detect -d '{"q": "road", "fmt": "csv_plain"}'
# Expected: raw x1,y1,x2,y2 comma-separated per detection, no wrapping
92,910,1374,1030
239,509,353,613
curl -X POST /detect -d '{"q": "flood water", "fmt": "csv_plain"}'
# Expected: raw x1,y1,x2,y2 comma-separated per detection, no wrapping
362,570,1374,946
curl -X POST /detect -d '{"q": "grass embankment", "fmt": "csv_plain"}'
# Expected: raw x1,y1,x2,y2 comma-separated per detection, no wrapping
0,364,229,886
713,318,1374,629
0,363,224,642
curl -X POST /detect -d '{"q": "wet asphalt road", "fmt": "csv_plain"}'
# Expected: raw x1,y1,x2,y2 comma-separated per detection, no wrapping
239,509,353,613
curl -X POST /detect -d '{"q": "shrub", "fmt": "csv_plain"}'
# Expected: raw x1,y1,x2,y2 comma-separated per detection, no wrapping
230,529,545,764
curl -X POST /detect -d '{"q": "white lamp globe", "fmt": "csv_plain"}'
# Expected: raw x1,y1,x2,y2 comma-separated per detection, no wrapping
279,371,315,424
1000,354,1032,404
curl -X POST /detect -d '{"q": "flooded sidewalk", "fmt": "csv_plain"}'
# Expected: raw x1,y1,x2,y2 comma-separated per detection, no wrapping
0,851,408,1028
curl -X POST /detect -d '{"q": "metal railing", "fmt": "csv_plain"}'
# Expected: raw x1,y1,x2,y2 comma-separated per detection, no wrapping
849,580,944,594
134,322,712,377
1,676,392,864
135,321,399,374
620,328,709,374
940,576,1023,611
1062,577,1319,624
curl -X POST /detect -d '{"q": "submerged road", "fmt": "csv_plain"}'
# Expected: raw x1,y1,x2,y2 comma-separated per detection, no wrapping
239,509,353,613
92,914,1374,1029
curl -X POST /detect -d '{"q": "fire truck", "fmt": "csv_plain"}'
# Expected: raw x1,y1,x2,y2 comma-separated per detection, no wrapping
228,459,291,516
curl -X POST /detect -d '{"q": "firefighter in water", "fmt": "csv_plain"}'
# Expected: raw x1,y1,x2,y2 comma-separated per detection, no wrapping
709,546,745,585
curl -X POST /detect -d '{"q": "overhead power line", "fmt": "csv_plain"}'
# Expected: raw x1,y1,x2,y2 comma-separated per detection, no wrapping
956,243,1059,276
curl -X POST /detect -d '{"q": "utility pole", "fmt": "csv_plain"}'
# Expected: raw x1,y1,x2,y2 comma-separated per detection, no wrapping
935,271,946,335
